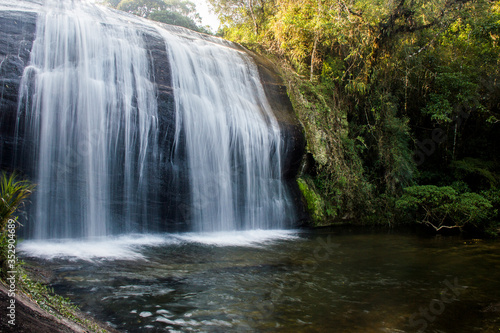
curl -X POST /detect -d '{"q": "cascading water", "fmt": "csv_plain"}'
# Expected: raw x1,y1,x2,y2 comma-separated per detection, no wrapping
11,0,296,239
16,0,159,239
160,27,294,232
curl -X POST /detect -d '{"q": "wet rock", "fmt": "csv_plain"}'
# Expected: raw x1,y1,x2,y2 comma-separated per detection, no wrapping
0,10,37,173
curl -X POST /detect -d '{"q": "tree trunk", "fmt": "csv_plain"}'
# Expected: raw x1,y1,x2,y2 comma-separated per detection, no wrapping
310,35,318,81
247,0,259,35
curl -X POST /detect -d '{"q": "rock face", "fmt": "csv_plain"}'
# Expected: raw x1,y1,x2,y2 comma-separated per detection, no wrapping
0,2,306,236
0,9,37,174
249,51,307,223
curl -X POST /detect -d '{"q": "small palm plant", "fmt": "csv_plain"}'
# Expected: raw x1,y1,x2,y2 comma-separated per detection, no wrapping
0,172,35,278
0,172,35,223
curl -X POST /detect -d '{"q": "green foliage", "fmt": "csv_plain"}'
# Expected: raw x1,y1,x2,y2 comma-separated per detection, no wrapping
109,0,209,33
150,10,200,31
20,272,78,316
451,158,500,190
116,0,169,15
208,0,275,38
363,91,417,195
321,56,345,86
0,172,35,224
396,185,494,231
0,172,35,277
422,70,485,124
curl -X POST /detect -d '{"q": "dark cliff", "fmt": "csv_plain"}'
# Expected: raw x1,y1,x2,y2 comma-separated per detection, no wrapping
0,9,37,174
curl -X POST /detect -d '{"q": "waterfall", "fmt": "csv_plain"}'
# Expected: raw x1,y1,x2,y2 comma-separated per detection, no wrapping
13,0,295,239
16,0,159,238
159,27,294,232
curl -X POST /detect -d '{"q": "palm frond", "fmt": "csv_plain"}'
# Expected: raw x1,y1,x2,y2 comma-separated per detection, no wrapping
0,172,35,227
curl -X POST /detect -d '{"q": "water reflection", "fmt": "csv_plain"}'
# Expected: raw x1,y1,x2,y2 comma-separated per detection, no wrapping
20,229,500,332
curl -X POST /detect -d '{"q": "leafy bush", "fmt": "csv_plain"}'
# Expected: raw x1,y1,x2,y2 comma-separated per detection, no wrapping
396,185,494,232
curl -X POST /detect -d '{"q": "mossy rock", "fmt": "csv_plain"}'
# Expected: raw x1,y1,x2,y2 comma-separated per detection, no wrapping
297,177,328,226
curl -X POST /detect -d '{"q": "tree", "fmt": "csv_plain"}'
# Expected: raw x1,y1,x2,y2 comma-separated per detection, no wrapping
396,185,494,231
109,0,209,33
208,0,275,42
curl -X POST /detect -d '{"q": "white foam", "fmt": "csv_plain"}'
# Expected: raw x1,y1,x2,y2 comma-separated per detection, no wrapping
18,234,179,261
18,230,299,260
172,229,299,247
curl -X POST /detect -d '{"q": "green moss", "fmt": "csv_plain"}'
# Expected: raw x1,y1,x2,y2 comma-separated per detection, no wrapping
297,177,326,225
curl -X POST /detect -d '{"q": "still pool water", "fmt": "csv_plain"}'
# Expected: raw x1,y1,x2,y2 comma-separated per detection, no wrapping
19,229,500,332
